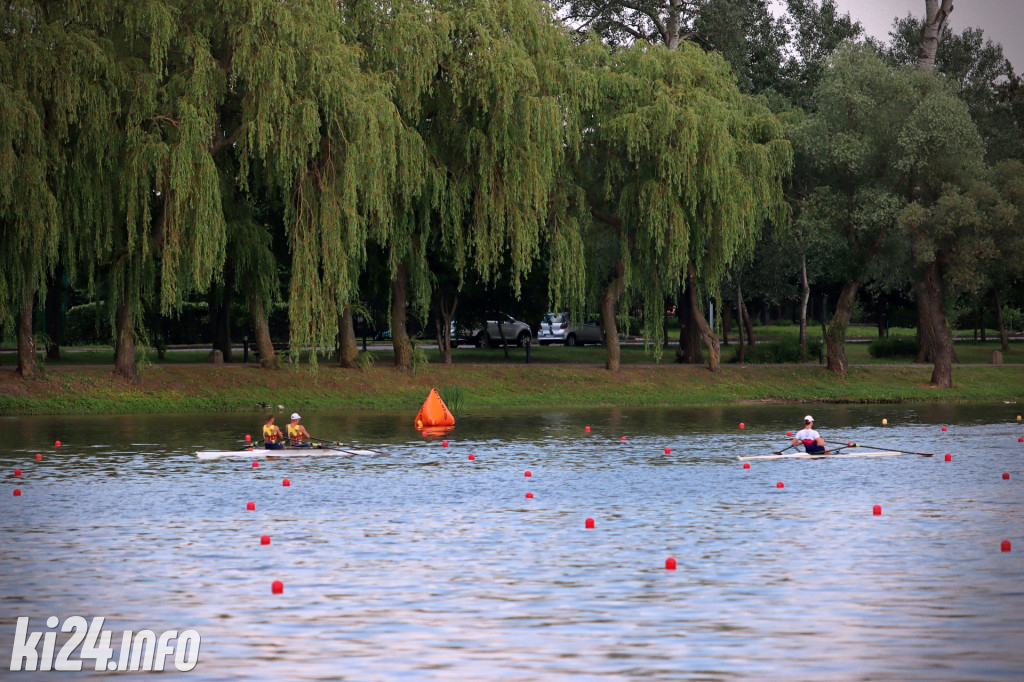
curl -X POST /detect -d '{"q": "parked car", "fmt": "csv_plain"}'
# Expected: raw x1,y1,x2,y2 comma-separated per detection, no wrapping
450,313,532,348
538,312,604,346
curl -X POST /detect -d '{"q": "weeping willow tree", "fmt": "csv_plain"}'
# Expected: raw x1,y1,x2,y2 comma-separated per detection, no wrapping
575,40,790,371
347,0,589,369
0,4,59,379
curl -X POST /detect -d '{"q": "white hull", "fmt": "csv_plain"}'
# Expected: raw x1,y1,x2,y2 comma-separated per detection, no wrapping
197,447,381,460
739,450,902,461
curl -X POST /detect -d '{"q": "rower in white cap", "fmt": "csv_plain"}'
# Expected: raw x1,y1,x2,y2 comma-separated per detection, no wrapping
287,413,312,447
791,415,826,454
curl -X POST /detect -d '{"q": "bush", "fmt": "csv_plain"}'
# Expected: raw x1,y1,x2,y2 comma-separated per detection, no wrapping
730,337,801,363
867,336,919,358
65,302,112,345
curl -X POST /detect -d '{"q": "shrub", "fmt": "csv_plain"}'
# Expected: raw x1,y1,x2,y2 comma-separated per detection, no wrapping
867,336,920,358
730,337,801,363
65,302,112,345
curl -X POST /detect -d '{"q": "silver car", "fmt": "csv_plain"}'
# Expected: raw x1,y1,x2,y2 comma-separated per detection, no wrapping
450,313,532,348
538,312,604,346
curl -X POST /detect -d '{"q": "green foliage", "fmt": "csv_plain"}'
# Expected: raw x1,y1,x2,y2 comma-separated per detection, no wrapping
355,351,376,372
730,337,801,363
867,336,920,358
437,385,466,415
576,39,791,355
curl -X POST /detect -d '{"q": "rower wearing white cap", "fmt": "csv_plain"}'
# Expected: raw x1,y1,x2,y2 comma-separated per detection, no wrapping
287,413,312,447
791,415,826,454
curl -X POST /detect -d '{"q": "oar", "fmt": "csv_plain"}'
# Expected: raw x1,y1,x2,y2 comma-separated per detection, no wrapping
756,444,798,457
827,440,934,457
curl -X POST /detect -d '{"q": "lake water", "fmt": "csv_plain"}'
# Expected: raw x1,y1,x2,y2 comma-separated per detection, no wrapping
2,404,1022,680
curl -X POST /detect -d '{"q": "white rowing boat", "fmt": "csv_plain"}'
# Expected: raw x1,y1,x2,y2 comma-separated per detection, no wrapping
197,446,381,460
738,451,901,461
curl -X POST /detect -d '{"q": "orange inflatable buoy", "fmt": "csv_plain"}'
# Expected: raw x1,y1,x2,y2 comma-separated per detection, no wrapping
414,388,455,429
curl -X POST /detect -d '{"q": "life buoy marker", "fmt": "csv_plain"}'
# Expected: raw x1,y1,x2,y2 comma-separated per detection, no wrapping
414,388,455,428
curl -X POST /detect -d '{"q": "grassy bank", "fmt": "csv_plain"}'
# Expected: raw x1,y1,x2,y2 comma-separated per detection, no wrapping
1,362,1021,415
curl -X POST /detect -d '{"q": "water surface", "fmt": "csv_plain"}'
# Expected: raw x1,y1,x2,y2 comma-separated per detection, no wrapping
2,404,1022,679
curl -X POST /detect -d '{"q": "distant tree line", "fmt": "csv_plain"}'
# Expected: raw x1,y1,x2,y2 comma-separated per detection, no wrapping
1,0,1021,387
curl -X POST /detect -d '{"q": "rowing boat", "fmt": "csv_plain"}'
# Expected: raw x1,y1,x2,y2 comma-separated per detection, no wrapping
197,446,381,460
738,451,901,461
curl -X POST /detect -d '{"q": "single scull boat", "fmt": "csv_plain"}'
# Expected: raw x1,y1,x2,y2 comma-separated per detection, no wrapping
738,450,901,461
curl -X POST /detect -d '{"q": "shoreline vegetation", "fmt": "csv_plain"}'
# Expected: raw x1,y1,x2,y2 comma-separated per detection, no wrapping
2,358,1020,416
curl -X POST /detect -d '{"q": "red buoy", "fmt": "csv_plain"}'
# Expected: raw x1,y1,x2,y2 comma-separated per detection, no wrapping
1003,472,1010,480
271,580,284,594
54,441,61,447
260,535,270,545
786,431,792,437
422,431,428,437
941,426,947,432
739,423,745,429
35,454,42,461
1001,540,1012,552
621,436,627,441
247,501,255,511
945,454,952,462
665,557,677,570
776,481,784,488
664,447,671,454
13,489,21,497
1019,437,1023,443
742,462,750,469
585,517,595,529
524,470,532,477
14,469,21,477
282,478,291,486
468,454,475,461
525,492,534,499
252,461,259,468
247,447,253,451
873,505,881,516
442,441,448,447
245,434,252,443
585,426,590,433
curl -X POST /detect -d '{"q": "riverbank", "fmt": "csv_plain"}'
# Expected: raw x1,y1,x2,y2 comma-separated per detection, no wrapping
1,363,1021,415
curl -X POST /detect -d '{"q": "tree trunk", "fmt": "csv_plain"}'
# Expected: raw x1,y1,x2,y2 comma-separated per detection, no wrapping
995,289,1009,353
391,264,413,370
16,292,43,379
799,253,809,362
825,281,859,377
924,261,954,387
249,292,277,369
434,293,457,365
211,269,233,362
113,290,138,383
737,282,756,346
337,305,359,368
45,267,63,360
915,287,936,363
916,0,954,72
721,299,731,345
686,261,720,372
600,257,625,372
676,277,704,364
736,280,746,364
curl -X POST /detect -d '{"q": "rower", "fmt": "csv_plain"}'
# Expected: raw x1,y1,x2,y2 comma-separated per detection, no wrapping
791,415,826,454
263,414,285,450
287,413,312,448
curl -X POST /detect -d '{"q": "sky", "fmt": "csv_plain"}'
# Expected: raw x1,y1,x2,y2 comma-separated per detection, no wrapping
772,0,1024,71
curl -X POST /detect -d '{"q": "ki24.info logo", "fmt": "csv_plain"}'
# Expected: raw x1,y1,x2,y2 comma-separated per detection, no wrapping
9,617,200,672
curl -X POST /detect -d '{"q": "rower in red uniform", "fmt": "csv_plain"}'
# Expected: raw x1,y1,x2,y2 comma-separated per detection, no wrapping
263,414,285,450
287,413,312,448
791,415,826,454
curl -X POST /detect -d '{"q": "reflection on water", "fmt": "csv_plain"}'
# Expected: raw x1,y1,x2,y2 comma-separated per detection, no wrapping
1,404,1022,679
